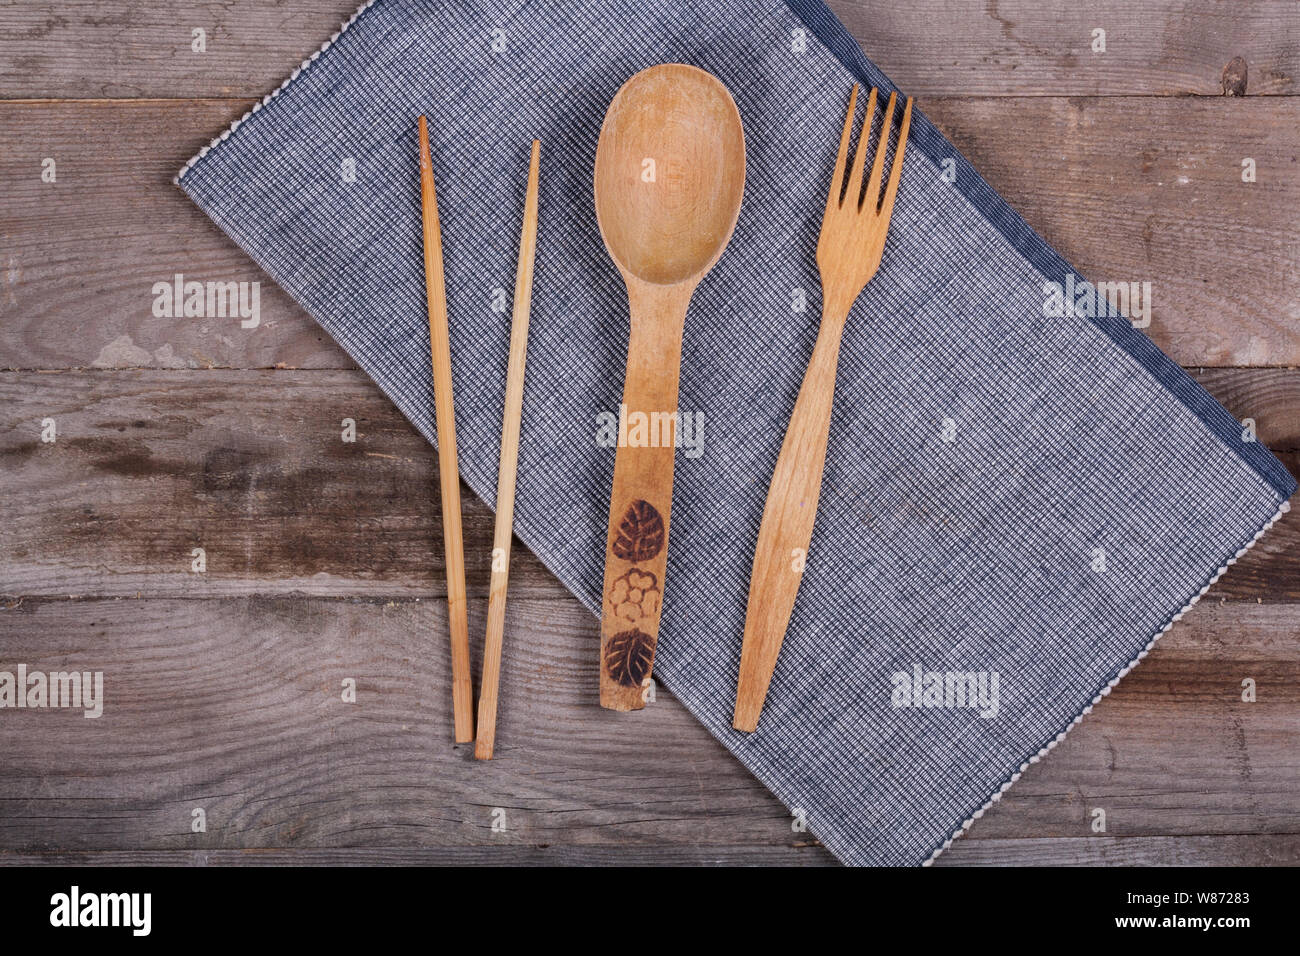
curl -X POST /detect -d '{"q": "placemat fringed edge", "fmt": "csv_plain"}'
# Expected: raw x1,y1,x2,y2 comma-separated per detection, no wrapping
173,0,383,185
922,496,1293,866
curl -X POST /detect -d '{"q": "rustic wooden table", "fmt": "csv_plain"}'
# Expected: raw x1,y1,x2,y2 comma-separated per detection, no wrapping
2,1,1297,866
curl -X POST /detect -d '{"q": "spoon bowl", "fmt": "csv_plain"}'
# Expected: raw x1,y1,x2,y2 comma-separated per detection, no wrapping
595,64,746,286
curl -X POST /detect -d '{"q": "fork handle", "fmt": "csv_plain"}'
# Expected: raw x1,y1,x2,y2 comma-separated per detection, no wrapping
733,310,848,732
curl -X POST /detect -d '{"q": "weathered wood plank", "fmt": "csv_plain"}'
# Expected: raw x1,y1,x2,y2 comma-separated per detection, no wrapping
920,96,1300,367
1,370,1295,600
1,1,1296,100
1189,367,1300,451
0,0,362,100
6,834,1291,866
0,99,354,371
0,369,512,597
3,97,1296,370
936,834,1300,866
0,598,1295,855
838,0,1300,98
0,595,820,853
958,602,1300,844
0,846,834,866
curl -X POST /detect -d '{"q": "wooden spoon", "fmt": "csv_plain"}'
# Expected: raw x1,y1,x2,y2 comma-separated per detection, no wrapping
593,64,746,711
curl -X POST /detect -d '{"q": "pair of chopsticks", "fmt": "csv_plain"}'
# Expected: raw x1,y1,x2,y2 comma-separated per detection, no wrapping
417,116,540,759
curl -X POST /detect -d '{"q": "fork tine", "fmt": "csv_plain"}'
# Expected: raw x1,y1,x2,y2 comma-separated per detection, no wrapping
844,87,877,210
824,84,858,216
865,91,897,211
877,96,913,220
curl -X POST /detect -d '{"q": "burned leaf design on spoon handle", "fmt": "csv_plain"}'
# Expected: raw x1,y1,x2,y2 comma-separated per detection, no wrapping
611,499,665,562
604,629,656,688
603,500,665,688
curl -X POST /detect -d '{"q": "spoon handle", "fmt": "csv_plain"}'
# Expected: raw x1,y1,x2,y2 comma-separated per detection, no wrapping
599,282,692,711
733,307,849,732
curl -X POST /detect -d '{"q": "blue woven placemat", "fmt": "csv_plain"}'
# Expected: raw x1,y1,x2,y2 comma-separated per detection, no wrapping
177,0,1295,865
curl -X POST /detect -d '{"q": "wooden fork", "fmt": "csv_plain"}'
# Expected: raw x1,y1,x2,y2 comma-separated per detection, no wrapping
733,85,912,733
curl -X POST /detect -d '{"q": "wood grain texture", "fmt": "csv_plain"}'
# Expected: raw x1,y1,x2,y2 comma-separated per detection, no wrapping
0,0,364,100
2,835,1295,866
920,95,1300,366
2,369,1295,601
418,115,473,743
476,140,540,760
3,97,1297,371
0,847,835,866
834,0,1300,98
935,834,1300,867
0,99,353,371
0,369,508,598
0,595,813,853
2,1,1296,100
1189,367,1300,450
0,598,1294,859
957,602,1300,842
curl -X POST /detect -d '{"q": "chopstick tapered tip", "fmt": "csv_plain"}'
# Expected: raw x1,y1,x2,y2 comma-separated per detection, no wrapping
417,115,434,175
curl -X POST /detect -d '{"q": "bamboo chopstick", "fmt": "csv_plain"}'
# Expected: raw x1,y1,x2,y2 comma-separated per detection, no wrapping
475,140,541,760
417,115,474,744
